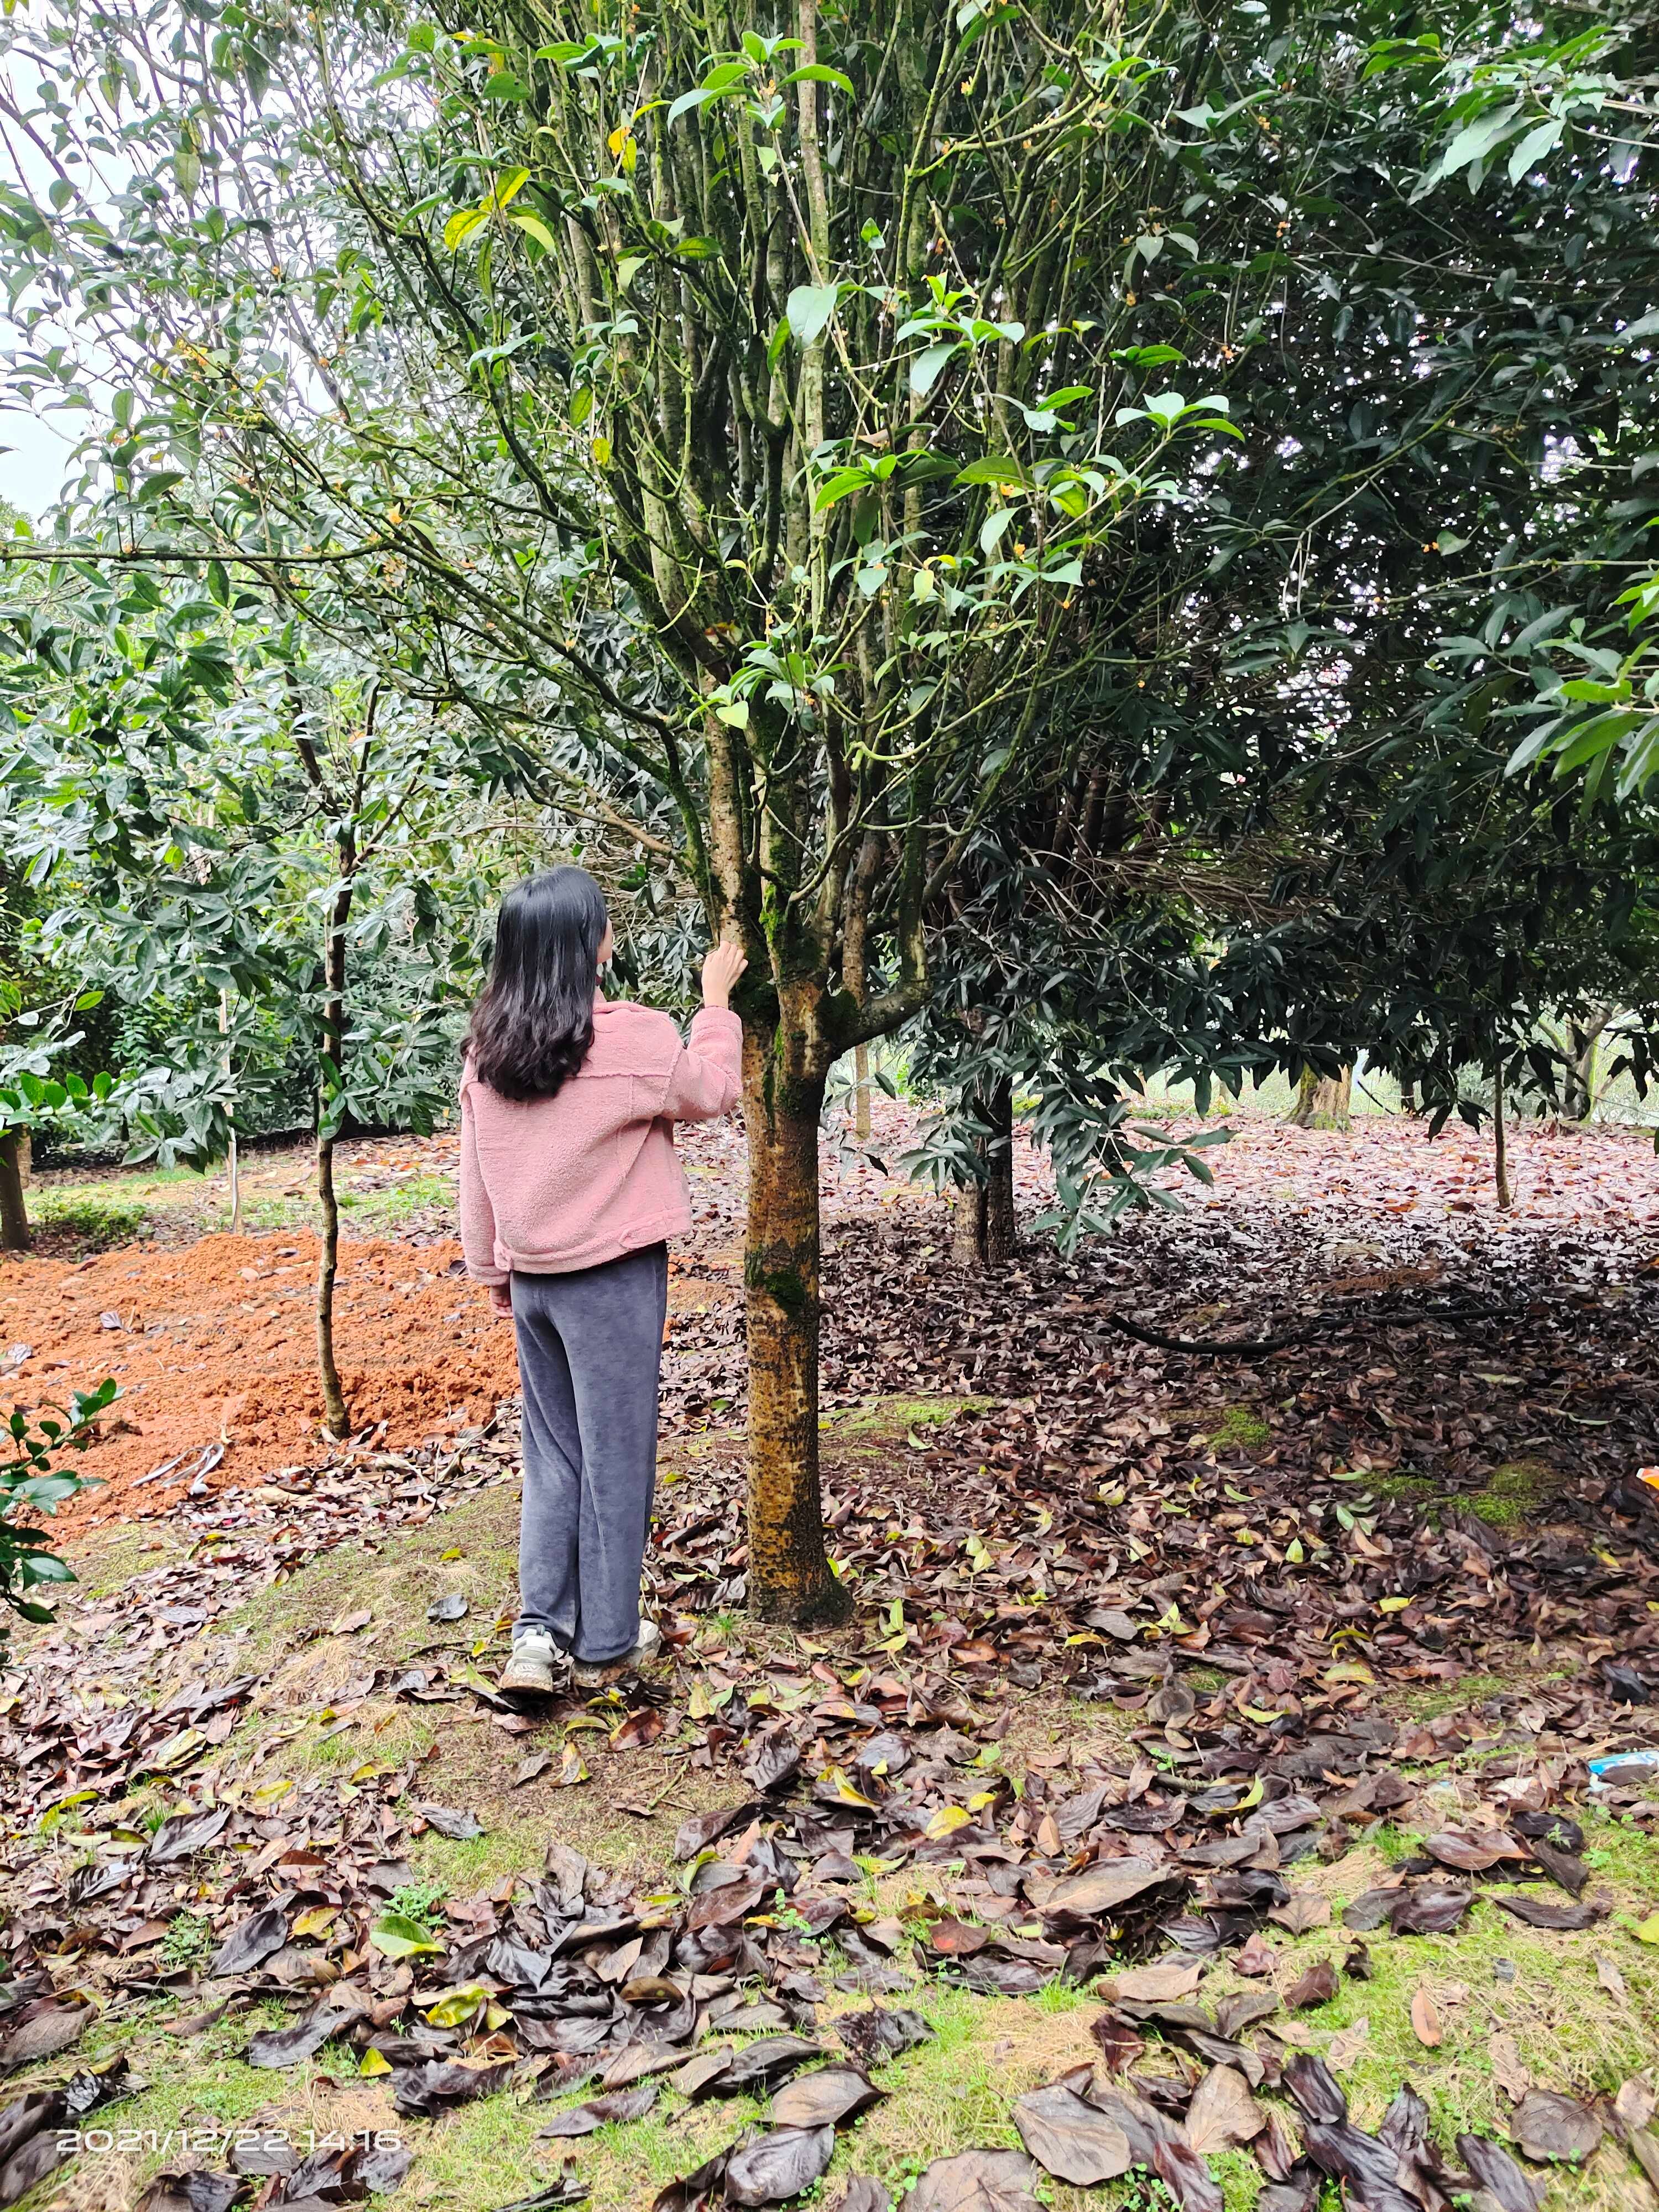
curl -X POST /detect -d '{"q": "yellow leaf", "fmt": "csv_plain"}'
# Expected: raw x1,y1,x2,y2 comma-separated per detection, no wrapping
556,1741,590,1788
358,2048,392,2077
1377,1596,1411,1614
1323,1661,1376,1685
250,1777,294,1805
821,1766,880,1809
291,1906,337,1941
924,1804,973,1841
510,211,558,254
1629,1913,1659,1946
426,1986,487,2027
147,1728,205,1771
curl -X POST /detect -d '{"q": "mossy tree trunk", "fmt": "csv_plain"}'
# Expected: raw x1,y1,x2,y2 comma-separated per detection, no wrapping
742,1020,848,1626
1287,1066,1352,1130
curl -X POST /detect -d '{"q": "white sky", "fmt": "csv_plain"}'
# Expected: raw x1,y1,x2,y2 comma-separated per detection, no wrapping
0,403,75,517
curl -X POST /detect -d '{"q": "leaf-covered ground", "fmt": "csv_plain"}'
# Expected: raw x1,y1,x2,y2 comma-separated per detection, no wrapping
1,1105,1657,2211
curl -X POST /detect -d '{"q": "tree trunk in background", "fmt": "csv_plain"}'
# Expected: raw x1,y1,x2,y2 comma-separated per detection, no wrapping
952,1077,1016,1267
0,1133,30,1253
1493,1063,1513,1211
742,1024,849,1625
853,1043,871,1140
1563,1007,1611,1121
1287,1067,1352,1130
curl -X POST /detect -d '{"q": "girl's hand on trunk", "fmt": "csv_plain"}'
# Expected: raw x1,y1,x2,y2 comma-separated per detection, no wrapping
701,937,748,1010
489,1284,513,1319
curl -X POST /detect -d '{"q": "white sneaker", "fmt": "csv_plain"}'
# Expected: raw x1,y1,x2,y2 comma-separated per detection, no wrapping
500,1627,564,1696
573,1620,662,1688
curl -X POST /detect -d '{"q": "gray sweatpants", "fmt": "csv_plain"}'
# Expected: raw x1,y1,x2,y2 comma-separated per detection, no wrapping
510,1242,668,1665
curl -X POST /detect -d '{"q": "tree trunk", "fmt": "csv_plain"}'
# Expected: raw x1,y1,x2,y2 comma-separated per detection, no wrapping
221,988,242,1233
742,1024,849,1626
1287,1067,1352,1130
1564,1007,1611,1121
1493,1062,1512,1212
315,862,355,1441
316,1132,350,1436
853,1043,871,1140
0,1131,30,1253
952,1077,1016,1267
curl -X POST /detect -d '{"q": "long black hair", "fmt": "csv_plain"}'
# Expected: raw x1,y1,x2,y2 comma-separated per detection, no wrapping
465,867,610,1100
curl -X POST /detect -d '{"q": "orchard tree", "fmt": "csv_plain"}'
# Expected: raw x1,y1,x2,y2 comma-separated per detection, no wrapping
0,0,1254,1620
6,0,1656,1617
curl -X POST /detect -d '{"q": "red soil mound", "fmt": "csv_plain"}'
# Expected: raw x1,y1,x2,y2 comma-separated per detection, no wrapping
0,1232,519,1526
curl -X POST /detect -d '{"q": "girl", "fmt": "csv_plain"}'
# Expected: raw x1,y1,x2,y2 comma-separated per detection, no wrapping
460,866,745,1693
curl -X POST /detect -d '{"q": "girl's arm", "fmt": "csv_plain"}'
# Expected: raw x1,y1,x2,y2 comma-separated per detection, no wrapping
458,1076,509,1284
661,1005,743,1122
660,938,747,1122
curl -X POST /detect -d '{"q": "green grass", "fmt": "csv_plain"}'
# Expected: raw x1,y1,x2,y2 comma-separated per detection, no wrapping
1373,1458,1561,1532
338,1171,455,1228
1466,1459,1558,1529
823,1394,992,1437
1211,1404,1271,1449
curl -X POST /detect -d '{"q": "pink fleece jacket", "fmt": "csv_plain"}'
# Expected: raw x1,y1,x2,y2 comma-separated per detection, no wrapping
458,994,744,1281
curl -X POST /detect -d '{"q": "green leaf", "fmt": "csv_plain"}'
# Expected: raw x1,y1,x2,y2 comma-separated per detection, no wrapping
910,342,958,397
956,456,1026,486
509,211,557,254
1507,117,1564,182
979,507,1016,555
786,281,839,347
369,1913,444,1959
783,64,855,94
443,207,488,253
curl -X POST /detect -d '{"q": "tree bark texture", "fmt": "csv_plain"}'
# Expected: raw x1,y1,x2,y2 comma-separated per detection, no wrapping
0,1131,29,1253
853,1044,871,1141
952,1077,1016,1268
742,1024,849,1626
1287,1067,1352,1130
